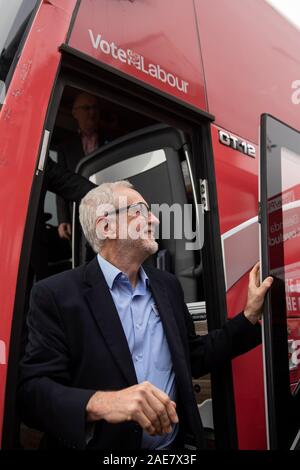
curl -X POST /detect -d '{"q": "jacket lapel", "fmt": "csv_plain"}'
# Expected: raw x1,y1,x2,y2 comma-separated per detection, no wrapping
83,258,138,386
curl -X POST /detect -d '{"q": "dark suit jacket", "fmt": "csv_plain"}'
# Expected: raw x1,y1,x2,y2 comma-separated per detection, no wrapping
45,157,95,201
56,133,108,225
18,257,262,450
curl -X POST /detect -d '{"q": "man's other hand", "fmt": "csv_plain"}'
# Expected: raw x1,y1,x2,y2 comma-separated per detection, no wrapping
86,381,179,436
58,223,72,240
244,262,273,324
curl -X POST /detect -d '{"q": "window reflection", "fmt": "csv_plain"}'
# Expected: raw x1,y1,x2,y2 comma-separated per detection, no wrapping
268,144,300,393
0,0,38,83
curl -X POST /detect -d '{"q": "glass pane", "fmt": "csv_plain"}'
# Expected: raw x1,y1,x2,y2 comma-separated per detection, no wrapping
0,0,38,84
267,127,300,395
262,115,300,448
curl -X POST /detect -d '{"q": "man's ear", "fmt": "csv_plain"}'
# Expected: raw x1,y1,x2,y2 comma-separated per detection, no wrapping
96,217,116,241
96,217,106,241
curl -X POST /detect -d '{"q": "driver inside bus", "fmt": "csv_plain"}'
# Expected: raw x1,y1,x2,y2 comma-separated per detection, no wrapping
56,92,112,242
18,181,273,450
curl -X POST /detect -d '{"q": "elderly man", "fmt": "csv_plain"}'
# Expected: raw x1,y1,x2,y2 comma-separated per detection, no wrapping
18,181,273,450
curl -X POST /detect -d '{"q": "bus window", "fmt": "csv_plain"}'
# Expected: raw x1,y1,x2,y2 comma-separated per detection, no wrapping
0,0,39,85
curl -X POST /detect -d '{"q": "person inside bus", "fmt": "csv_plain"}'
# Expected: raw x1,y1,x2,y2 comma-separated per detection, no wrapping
18,181,273,450
56,92,111,242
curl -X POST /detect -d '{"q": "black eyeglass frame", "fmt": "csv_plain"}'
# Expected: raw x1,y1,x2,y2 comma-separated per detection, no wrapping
103,201,150,218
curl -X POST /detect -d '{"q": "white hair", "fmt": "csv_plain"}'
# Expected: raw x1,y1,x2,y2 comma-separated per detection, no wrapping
79,180,133,253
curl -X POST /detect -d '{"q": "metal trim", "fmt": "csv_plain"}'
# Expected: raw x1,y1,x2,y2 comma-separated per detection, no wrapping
37,129,50,172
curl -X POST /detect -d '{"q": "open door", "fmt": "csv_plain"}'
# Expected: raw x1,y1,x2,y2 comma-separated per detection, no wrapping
71,123,222,443
260,114,300,449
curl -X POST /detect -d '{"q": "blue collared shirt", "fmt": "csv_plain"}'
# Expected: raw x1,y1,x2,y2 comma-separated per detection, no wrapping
97,254,178,449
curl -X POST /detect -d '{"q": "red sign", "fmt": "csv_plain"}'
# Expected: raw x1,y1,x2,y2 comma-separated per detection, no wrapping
68,0,207,110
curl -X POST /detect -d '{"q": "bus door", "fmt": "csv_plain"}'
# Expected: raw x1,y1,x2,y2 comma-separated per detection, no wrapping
71,123,218,443
260,114,300,449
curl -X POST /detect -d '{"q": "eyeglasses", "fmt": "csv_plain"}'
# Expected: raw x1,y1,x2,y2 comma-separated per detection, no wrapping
105,201,150,219
73,105,99,113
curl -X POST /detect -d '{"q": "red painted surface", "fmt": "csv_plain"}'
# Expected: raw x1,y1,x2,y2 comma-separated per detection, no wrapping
195,0,300,143
211,125,258,235
68,0,207,111
0,0,77,446
227,275,267,450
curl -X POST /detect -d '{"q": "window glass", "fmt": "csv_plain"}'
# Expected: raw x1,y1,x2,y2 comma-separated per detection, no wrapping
0,0,38,84
262,115,300,448
265,117,300,395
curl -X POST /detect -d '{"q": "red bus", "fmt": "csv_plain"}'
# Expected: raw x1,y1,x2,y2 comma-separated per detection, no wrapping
0,0,300,450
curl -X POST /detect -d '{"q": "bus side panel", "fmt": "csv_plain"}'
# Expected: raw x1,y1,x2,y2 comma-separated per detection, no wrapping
211,125,267,449
196,0,300,144
68,0,207,110
0,0,77,446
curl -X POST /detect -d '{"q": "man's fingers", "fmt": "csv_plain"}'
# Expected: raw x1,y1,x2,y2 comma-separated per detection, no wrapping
146,393,172,433
135,383,178,434
134,410,156,436
258,276,273,295
151,388,178,425
249,262,260,287
141,399,163,434
249,263,273,293
58,224,71,240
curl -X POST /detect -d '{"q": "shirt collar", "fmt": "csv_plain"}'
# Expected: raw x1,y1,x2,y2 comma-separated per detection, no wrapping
97,254,149,290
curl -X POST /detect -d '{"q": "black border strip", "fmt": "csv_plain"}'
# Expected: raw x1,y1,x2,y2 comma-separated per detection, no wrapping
260,113,277,449
194,126,238,449
65,0,82,44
